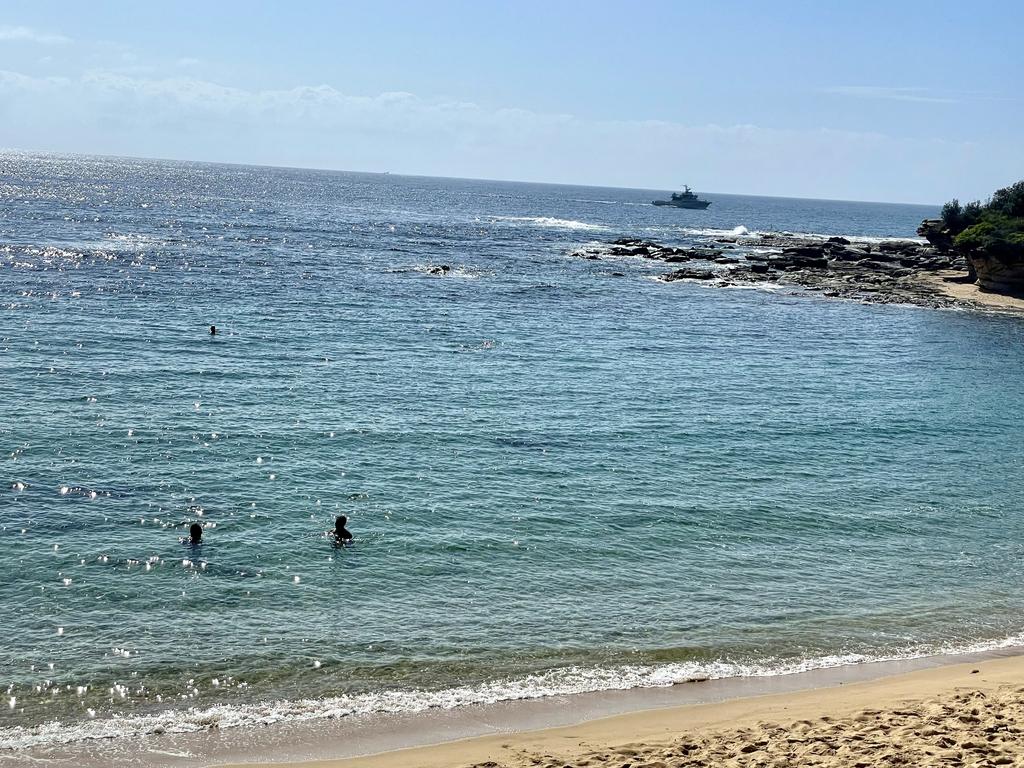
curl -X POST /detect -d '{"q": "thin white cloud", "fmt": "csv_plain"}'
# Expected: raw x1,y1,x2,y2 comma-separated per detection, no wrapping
0,69,69,89
822,86,957,104
0,25,70,45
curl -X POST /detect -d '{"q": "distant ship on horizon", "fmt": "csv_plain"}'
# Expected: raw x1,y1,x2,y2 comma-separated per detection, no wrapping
652,185,711,209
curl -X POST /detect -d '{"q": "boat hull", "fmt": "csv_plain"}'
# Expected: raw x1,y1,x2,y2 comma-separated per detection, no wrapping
652,199,711,209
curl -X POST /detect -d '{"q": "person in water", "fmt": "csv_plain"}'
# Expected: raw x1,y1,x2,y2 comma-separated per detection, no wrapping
333,515,353,542
188,522,203,544
209,325,217,336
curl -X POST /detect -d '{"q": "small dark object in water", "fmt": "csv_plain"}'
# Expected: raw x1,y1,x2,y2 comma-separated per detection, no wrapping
209,325,217,336
334,515,353,542
189,522,203,544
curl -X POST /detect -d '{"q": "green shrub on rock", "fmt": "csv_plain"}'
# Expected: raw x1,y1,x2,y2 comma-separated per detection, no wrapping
955,212,1024,258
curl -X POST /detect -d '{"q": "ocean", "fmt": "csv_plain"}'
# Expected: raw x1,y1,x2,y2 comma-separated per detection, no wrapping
2,152,1024,757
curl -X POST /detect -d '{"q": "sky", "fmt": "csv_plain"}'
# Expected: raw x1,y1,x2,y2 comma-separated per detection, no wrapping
0,0,1020,203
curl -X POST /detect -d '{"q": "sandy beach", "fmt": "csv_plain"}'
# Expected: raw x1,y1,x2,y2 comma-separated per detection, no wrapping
918,270,1024,313
220,655,1024,768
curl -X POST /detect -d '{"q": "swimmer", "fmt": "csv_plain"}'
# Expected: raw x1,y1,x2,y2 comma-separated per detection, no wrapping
333,515,353,542
188,522,203,544
209,325,217,336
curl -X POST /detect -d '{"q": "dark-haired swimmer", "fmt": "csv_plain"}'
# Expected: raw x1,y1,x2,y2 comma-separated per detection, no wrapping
333,515,353,543
187,522,203,544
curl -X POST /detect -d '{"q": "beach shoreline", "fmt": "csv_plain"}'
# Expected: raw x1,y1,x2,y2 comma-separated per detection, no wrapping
15,646,1024,768
215,650,1024,768
915,270,1024,314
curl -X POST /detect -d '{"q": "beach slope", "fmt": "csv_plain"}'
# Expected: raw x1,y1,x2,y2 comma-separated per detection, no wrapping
224,655,1024,768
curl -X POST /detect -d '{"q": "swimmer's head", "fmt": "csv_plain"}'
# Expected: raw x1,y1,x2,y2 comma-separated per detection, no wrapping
335,515,347,529
189,522,203,543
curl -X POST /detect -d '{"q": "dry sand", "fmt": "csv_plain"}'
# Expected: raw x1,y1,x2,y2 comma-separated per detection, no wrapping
223,655,1024,768
918,270,1024,314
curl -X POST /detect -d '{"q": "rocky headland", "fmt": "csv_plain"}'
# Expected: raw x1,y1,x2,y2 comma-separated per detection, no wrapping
572,234,988,310
573,178,1024,313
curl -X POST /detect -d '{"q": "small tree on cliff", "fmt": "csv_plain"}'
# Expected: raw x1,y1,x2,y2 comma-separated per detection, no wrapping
987,181,1024,218
941,181,1024,238
940,199,983,235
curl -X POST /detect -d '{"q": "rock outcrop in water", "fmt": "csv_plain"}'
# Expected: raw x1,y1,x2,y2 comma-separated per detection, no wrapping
572,235,982,310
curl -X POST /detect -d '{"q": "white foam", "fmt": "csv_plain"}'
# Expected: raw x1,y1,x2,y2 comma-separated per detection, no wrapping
489,216,608,231
669,226,755,238
4,633,1024,750
760,230,927,245
667,226,924,244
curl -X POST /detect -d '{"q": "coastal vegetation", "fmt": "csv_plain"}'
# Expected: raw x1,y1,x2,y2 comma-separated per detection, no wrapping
941,181,1024,254
927,181,1024,292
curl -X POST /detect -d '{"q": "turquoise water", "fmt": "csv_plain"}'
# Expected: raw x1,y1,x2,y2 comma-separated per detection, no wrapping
2,152,1024,748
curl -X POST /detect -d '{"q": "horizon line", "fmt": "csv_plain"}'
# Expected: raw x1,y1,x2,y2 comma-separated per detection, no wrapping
0,145,943,208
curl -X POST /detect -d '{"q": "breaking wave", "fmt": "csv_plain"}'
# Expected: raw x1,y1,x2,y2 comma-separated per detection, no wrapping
489,215,609,231
4,634,1024,750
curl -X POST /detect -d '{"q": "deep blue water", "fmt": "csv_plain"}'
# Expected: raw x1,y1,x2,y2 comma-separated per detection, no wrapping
2,152,1024,748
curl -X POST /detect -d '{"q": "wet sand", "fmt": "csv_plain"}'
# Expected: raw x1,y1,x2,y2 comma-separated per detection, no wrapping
213,653,1024,768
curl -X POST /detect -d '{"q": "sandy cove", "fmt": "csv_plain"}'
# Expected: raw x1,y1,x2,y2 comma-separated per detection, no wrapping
918,271,1024,314
221,655,1024,768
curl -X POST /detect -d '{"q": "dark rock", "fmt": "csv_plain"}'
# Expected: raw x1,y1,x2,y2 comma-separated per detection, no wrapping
428,264,451,275
826,236,850,245
878,240,922,254
661,268,718,282
864,260,904,272
714,257,741,264
775,248,829,269
917,219,955,253
585,254,601,260
750,263,770,274
688,248,724,260
831,248,870,261
864,250,900,263
663,254,691,263
782,245,827,258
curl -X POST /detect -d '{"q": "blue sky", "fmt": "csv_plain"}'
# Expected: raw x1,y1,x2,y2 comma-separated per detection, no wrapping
0,0,1020,202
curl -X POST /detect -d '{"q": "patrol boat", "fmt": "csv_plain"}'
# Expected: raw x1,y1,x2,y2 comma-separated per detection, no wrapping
652,186,711,209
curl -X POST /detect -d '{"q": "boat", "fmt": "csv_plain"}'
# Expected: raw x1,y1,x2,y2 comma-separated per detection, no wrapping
652,186,711,209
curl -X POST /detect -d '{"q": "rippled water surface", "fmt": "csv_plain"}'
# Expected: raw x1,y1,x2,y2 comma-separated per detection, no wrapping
2,153,1024,748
